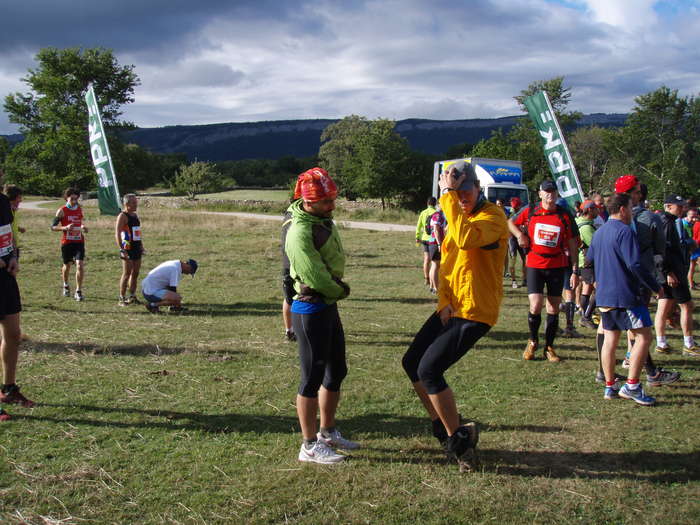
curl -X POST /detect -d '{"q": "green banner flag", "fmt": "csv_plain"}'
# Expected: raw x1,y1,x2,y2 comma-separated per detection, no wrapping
523,90,584,208
85,84,121,216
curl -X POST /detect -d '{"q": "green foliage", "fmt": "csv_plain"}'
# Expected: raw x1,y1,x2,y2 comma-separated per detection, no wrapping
568,126,620,195
318,115,371,198
3,47,139,195
347,119,412,208
169,161,221,199
215,156,317,188
443,141,473,158
617,86,700,200
471,129,518,160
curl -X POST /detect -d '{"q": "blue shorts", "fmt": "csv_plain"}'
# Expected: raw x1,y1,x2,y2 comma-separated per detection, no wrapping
143,289,167,303
601,306,652,331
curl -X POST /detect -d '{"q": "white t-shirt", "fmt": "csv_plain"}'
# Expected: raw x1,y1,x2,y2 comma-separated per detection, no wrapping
142,260,182,295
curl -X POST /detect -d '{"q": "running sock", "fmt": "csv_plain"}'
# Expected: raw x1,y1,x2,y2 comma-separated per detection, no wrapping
596,333,605,374
644,353,656,376
1,383,16,394
626,379,640,389
527,312,541,342
303,438,316,448
319,426,335,437
580,295,590,317
606,380,616,387
656,336,668,348
62,282,69,288
584,298,597,319
545,314,559,347
684,336,695,348
565,302,575,329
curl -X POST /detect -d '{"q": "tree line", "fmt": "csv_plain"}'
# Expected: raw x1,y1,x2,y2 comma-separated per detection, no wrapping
1,48,698,210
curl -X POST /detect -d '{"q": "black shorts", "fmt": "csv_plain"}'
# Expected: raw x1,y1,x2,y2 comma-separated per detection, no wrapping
580,267,595,285
422,241,430,253
0,269,22,319
428,244,441,262
402,313,490,395
292,303,347,397
526,266,566,297
662,278,692,304
61,243,85,264
563,266,572,291
282,272,295,305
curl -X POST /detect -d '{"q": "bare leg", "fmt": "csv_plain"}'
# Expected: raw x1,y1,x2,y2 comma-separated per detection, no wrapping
428,388,460,436
429,261,439,291
628,327,652,380
75,260,85,290
296,394,319,440
654,298,675,341
119,258,131,297
128,259,141,295
319,386,339,429
61,262,71,284
410,380,439,420
679,301,694,338
422,252,430,284
0,314,21,385
601,329,622,383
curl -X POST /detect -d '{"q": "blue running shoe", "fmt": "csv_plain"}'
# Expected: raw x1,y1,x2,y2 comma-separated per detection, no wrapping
604,384,621,400
619,384,656,406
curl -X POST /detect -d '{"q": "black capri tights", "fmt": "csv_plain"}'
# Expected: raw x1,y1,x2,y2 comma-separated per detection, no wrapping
402,313,490,395
292,303,347,398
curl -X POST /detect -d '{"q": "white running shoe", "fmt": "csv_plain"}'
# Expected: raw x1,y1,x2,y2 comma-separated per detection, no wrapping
74,290,84,302
317,429,360,450
298,441,345,464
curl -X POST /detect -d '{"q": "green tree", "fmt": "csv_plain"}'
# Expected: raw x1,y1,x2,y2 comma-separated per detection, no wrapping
3,47,139,194
318,115,371,199
170,161,220,199
568,126,619,195
617,86,700,200
348,119,411,208
470,129,517,160
443,141,473,158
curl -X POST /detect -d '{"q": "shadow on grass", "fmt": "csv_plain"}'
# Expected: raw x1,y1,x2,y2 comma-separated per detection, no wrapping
16,407,562,439
353,297,436,305
143,301,279,318
478,448,700,483
24,341,242,357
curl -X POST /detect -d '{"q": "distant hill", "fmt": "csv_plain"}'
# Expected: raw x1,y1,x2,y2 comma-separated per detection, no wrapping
2,113,628,162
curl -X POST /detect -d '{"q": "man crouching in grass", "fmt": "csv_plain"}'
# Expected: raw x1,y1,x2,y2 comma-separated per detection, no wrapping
402,160,509,471
586,192,663,406
285,168,357,464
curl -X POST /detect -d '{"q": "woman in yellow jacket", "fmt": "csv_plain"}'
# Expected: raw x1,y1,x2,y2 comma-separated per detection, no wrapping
402,160,509,471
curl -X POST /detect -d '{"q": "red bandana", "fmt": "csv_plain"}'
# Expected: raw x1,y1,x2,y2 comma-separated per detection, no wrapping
293,168,338,202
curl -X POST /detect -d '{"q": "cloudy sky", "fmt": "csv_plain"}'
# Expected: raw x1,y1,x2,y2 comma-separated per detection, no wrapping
1,0,699,134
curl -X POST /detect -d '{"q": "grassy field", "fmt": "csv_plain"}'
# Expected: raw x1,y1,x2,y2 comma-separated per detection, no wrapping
1,205,699,524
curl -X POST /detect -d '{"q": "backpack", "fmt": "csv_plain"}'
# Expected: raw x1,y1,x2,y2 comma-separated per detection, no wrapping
424,213,432,236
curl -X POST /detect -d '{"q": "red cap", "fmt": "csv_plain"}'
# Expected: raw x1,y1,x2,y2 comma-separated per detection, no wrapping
614,174,639,194
510,196,522,208
293,167,338,202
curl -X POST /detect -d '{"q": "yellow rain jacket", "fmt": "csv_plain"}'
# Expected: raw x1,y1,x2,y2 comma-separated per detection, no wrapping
437,192,509,327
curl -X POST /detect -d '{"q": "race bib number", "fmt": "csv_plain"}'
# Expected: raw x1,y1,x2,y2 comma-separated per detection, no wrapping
67,225,83,241
131,225,141,241
533,222,561,248
0,224,14,256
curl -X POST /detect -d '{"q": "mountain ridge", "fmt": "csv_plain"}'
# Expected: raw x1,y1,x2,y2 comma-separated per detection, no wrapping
2,113,628,161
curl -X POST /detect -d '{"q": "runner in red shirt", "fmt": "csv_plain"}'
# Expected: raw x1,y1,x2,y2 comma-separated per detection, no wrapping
509,180,579,362
51,188,88,301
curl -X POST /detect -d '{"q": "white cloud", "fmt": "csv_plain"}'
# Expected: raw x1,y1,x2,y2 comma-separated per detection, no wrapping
1,0,699,133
